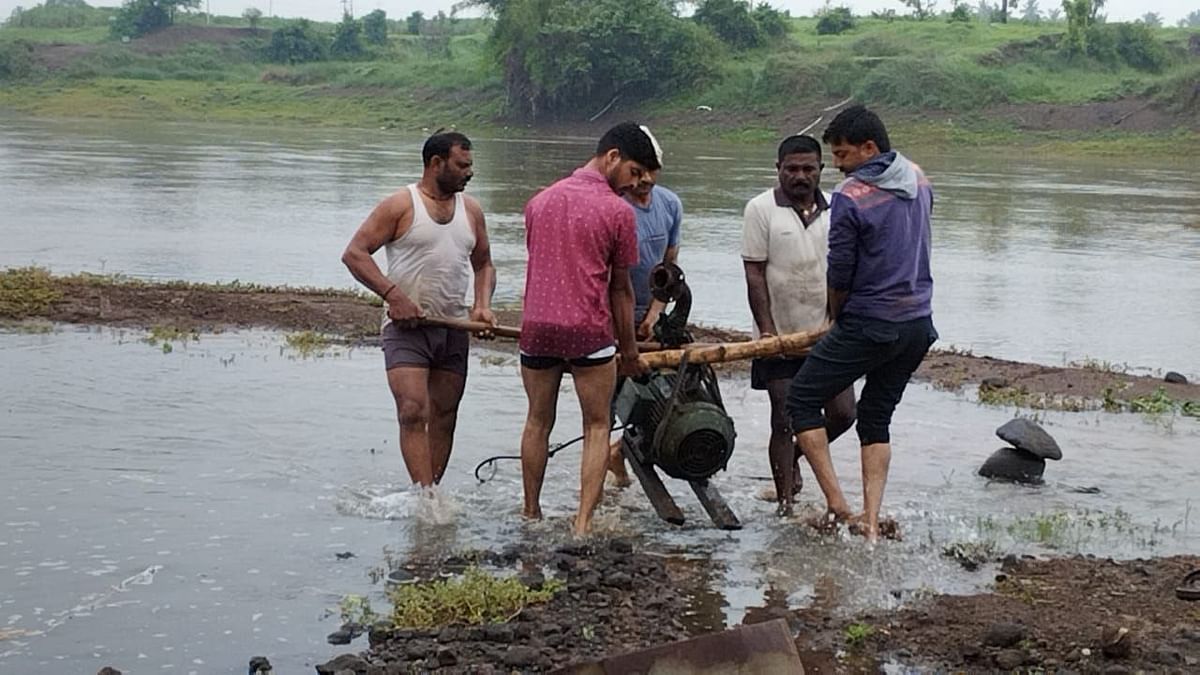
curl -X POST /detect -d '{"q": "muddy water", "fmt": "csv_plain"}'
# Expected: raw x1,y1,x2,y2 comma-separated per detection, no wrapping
2,116,1199,375
2,329,1197,672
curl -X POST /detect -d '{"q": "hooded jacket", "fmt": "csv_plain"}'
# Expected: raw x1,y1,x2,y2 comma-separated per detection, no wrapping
827,151,934,322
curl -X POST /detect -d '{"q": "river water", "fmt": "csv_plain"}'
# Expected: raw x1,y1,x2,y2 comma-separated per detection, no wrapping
1,116,1199,673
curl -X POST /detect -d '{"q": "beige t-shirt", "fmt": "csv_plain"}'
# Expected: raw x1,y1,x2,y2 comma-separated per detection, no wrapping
740,188,831,337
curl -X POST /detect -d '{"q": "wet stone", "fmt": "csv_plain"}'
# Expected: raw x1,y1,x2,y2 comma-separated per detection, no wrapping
995,649,1027,669
436,647,458,667
316,654,370,675
1164,371,1188,384
604,571,634,589
326,628,354,645
1152,646,1183,665
483,623,514,642
979,447,1046,483
983,622,1028,648
996,418,1063,460
608,538,633,555
518,570,545,590
97,669,123,675
554,554,578,571
404,640,435,660
248,656,272,674
437,626,462,642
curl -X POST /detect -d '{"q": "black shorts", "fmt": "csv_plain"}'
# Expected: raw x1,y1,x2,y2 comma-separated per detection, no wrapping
519,351,615,370
381,322,469,375
750,356,806,390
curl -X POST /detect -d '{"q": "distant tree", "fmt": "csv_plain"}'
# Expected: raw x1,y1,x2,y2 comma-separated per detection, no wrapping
110,0,198,39
751,2,789,37
976,0,996,21
900,0,937,20
1139,11,1161,27
363,9,387,44
694,0,763,49
1088,0,1104,22
264,18,325,63
242,6,262,31
948,0,971,22
1180,10,1200,27
330,12,365,59
405,10,424,35
816,6,856,34
1046,6,1061,21
1021,0,1041,22
1060,0,1091,56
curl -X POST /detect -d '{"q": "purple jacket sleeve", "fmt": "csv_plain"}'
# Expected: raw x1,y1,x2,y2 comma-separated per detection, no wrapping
826,191,859,292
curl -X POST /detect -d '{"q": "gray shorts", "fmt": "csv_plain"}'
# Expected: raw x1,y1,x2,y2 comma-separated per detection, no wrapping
381,323,469,375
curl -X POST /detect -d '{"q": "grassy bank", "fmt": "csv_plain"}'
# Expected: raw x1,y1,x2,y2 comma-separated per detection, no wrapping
1,13,1198,151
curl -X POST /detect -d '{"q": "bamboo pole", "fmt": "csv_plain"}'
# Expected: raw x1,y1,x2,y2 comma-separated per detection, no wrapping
419,317,664,353
636,330,825,370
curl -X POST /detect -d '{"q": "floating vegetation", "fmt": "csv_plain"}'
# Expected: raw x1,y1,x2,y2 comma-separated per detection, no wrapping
143,324,199,353
339,594,379,627
975,508,1182,552
976,385,1090,412
942,540,1001,570
0,267,63,319
284,330,335,358
388,566,562,629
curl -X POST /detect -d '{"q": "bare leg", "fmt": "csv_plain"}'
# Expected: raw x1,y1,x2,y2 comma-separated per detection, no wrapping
765,378,797,516
794,427,852,522
607,438,632,488
570,360,618,536
824,386,857,442
859,442,892,543
519,364,564,520
386,366,434,487
426,368,467,484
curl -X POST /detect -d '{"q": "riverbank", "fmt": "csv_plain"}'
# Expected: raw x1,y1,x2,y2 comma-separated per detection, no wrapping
3,268,1197,414
312,541,1200,673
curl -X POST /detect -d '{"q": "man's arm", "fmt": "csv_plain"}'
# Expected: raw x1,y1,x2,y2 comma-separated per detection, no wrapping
744,261,778,336
825,193,859,323
610,266,645,375
637,245,678,339
465,197,497,329
340,192,421,322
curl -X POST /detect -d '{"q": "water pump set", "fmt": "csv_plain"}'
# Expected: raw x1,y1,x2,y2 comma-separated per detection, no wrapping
614,263,741,530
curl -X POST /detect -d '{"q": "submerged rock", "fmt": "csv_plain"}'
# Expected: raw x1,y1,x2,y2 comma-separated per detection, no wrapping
979,447,1046,483
996,418,1062,460
315,653,369,675
1164,371,1188,384
248,656,272,674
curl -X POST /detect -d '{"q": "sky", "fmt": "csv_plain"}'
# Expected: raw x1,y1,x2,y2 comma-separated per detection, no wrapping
2,0,1196,25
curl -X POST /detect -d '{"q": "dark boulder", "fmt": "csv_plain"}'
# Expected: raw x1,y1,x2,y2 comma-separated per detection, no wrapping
996,418,1062,460
1165,371,1188,385
979,447,1046,483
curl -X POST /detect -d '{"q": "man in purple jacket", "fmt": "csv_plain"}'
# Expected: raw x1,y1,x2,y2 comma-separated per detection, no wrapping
787,106,938,543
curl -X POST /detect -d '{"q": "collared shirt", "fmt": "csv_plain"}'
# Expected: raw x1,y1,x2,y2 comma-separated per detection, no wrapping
627,185,683,319
741,188,832,336
520,167,639,358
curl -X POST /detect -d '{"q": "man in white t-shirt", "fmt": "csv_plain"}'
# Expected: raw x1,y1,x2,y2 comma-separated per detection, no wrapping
741,134,856,516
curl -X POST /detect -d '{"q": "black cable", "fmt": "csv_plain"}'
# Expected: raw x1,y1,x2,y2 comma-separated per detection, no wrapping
473,423,629,484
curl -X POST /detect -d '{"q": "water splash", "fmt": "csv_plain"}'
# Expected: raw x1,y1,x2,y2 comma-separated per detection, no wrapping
335,484,463,525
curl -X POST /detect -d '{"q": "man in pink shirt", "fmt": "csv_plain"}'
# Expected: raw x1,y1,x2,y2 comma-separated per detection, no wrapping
520,122,655,536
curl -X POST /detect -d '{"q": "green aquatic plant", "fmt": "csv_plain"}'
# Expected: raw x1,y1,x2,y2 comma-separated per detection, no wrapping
0,267,63,319
143,324,199,352
388,566,563,629
844,622,874,646
339,594,379,626
284,330,334,357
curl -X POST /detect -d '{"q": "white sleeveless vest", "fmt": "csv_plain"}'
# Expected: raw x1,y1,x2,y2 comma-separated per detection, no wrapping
382,184,475,326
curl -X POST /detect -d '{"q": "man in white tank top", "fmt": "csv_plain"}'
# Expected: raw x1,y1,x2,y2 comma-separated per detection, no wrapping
341,131,496,488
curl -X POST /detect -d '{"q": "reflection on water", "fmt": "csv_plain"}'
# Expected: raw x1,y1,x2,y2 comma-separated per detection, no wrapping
1,328,1197,671
1,116,1199,374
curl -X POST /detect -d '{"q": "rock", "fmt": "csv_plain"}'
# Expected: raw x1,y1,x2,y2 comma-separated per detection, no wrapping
97,669,122,675
1152,646,1183,665
404,640,435,660
1178,626,1200,643
326,628,354,645
368,620,395,647
979,447,1046,483
1164,371,1188,384
335,551,356,560
572,570,601,592
1100,626,1133,658
502,646,540,668
996,418,1062,460
436,647,459,667
518,570,545,590
980,376,1010,391
608,538,633,555
385,569,415,585
1102,667,1131,675
315,654,370,675
983,622,1027,648
483,623,514,642
248,656,272,674
995,649,1026,669
603,571,634,589
554,554,578,571
437,626,463,642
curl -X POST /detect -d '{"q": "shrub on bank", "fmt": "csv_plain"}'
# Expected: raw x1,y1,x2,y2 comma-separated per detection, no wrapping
857,57,1016,109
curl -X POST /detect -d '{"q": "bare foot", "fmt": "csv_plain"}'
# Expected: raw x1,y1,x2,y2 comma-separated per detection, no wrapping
607,443,632,489
805,508,852,533
846,514,902,542
775,500,794,518
572,515,591,538
522,507,543,520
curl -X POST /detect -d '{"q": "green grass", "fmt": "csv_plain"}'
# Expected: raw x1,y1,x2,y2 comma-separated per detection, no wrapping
0,26,109,44
844,622,874,646
0,267,64,319
388,566,562,629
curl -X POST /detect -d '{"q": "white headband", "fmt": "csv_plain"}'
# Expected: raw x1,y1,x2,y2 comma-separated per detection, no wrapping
639,125,664,168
